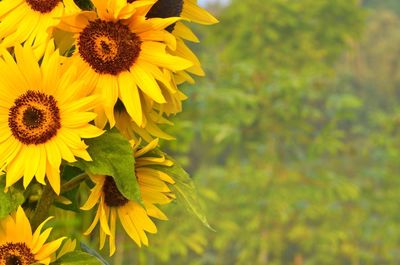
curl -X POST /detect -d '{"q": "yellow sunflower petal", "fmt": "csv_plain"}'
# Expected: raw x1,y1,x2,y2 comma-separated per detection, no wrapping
0,208,64,264
181,0,219,24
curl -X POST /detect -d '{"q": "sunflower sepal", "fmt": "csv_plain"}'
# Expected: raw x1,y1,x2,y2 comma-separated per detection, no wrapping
72,128,143,204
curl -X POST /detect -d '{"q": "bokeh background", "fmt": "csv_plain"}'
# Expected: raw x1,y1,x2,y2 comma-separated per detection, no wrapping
58,0,400,264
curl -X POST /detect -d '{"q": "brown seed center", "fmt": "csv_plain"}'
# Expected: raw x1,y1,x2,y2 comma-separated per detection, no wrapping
0,243,36,265
6,256,21,265
103,176,129,207
8,90,61,145
25,0,61,13
23,106,44,129
78,19,142,75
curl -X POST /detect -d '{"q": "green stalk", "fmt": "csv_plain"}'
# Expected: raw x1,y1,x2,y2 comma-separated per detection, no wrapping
61,173,89,193
30,183,56,230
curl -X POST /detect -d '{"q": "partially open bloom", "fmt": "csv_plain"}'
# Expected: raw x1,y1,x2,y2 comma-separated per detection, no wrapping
173,0,219,78
133,0,218,115
82,139,175,255
0,207,65,265
0,44,103,194
58,0,192,128
145,0,218,79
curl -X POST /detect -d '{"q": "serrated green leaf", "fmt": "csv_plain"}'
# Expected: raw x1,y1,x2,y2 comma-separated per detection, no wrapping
73,128,141,203
53,251,104,265
154,155,213,230
0,178,25,219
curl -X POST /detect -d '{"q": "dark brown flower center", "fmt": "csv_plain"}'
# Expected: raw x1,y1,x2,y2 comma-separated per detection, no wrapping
25,0,61,13
78,19,141,75
0,243,36,265
8,90,61,145
128,0,184,32
6,256,21,265
103,176,129,207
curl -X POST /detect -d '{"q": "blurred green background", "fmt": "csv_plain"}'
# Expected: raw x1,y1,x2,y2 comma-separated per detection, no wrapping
62,0,400,264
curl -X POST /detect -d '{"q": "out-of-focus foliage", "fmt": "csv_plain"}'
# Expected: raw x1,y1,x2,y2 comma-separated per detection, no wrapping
61,0,400,264
363,0,400,15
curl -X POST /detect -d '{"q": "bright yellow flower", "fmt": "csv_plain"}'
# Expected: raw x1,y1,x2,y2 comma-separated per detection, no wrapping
169,0,219,82
81,139,175,255
0,44,103,194
0,0,77,55
58,0,192,129
0,207,65,265
133,0,218,114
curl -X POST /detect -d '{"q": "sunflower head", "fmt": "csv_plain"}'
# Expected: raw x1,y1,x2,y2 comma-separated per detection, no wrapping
0,207,65,265
58,0,192,129
81,138,175,255
78,19,142,75
8,90,61,145
0,44,103,194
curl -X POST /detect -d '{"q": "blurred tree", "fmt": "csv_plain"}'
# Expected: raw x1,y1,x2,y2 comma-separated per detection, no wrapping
363,0,400,15
100,0,400,264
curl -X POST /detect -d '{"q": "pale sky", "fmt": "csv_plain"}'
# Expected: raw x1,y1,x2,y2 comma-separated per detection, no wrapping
198,0,229,7
198,0,209,5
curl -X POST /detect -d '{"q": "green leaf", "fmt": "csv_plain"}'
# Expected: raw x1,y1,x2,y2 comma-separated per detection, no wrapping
73,128,141,203
62,165,85,181
154,155,213,230
53,251,104,265
80,242,111,265
0,179,25,219
73,0,94,10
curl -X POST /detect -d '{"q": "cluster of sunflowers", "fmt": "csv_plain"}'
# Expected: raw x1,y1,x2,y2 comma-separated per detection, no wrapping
0,0,217,263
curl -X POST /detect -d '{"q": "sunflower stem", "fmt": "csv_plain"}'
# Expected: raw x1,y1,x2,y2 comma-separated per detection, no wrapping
61,173,89,193
31,183,56,230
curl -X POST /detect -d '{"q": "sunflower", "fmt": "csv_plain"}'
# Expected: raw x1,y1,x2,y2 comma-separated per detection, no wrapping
131,0,218,115
81,139,175,255
0,44,103,194
58,0,193,129
0,207,65,265
144,0,218,77
0,0,78,56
